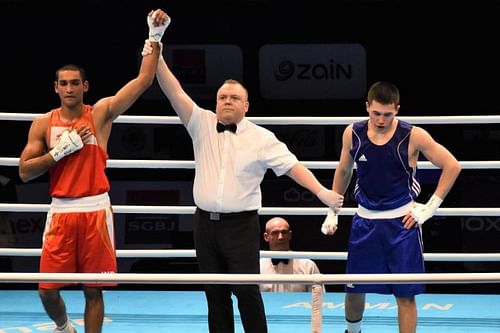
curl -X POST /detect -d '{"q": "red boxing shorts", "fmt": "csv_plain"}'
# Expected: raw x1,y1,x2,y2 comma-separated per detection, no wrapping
39,192,117,289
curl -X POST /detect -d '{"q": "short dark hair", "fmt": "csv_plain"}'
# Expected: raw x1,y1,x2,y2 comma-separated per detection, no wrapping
367,81,400,106
55,64,87,82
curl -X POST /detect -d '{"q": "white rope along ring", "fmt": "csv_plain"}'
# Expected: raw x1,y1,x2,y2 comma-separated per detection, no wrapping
1,114,499,278
1,112,499,332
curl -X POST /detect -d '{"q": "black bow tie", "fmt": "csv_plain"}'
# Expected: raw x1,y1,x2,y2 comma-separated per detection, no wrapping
216,122,237,133
271,258,289,265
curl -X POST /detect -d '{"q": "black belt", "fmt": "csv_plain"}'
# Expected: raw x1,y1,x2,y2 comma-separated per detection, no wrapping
196,208,258,221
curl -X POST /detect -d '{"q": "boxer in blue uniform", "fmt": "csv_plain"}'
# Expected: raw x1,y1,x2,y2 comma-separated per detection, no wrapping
321,81,461,333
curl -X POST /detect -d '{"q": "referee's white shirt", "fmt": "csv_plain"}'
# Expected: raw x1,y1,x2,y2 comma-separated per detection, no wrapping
187,104,298,213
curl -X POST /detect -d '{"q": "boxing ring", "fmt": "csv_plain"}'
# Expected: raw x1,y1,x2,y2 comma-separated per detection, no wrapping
1,113,500,332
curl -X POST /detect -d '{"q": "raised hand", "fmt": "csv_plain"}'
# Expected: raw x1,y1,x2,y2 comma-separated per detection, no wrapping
147,9,171,42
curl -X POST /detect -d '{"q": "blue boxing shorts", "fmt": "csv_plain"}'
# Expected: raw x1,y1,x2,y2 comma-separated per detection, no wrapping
345,214,425,297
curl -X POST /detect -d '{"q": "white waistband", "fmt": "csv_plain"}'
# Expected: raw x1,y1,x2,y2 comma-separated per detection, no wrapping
357,201,414,219
50,193,111,213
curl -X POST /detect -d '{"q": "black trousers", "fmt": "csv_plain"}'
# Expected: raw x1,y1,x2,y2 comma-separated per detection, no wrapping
193,208,267,333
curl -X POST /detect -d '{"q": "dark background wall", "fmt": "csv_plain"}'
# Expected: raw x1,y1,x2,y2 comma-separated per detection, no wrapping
1,0,499,292
1,0,499,157
2,0,500,117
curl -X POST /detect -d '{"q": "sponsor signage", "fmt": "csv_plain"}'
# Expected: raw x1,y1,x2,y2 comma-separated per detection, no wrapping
143,44,243,100
259,44,366,99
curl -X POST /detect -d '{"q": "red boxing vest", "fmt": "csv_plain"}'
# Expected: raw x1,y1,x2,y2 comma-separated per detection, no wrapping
47,105,110,197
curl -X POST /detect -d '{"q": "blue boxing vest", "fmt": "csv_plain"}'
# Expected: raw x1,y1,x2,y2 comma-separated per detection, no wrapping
351,120,420,210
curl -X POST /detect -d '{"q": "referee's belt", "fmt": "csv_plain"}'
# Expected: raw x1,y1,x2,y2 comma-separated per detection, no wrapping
196,208,258,221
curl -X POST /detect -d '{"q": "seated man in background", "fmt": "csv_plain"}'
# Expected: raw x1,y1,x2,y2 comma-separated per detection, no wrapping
260,216,325,293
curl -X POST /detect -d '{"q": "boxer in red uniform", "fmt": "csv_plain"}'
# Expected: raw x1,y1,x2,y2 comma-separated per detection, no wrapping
18,9,169,333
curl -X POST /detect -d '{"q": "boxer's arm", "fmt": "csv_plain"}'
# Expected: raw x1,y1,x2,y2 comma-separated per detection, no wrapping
19,116,55,182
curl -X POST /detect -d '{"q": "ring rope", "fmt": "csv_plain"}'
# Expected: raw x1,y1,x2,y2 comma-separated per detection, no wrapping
1,248,500,262
1,272,499,285
2,112,500,125
0,204,499,216
0,204,498,216
2,157,500,169
3,115,499,289
3,112,498,330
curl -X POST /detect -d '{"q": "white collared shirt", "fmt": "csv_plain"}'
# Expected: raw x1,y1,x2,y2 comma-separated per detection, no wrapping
259,257,325,292
187,104,298,212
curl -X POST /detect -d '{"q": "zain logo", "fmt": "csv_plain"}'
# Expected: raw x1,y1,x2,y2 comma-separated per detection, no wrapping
274,60,295,81
273,59,353,81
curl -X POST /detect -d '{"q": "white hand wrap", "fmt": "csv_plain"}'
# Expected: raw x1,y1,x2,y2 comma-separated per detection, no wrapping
49,129,84,162
411,194,443,225
321,208,338,235
316,187,344,211
147,10,170,42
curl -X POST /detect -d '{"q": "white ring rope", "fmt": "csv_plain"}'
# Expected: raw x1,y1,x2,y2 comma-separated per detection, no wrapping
2,112,500,125
2,157,500,169
0,204,499,216
1,248,500,262
2,113,499,293
0,272,499,285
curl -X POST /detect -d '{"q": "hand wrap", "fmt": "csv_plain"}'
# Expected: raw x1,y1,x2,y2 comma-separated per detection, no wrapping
49,129,83,162
411,194,443,225
148,9,170,42
321,208,339,235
